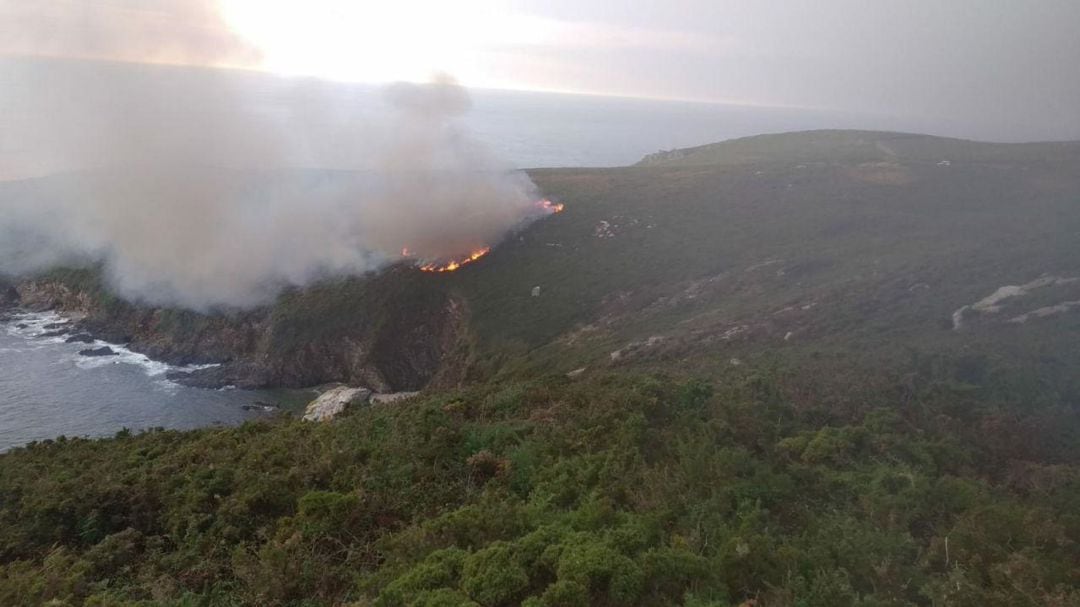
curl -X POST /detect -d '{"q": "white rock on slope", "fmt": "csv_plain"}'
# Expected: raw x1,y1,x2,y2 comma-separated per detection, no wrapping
370,391,420,405
302,386,372,422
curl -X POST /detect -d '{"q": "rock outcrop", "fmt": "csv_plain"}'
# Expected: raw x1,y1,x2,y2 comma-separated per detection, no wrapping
302,386,373,422
0,281,17,313
9,265,473,391
79,346,118,357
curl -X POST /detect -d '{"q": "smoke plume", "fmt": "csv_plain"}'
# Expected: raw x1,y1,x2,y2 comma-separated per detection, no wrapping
0,58,544,309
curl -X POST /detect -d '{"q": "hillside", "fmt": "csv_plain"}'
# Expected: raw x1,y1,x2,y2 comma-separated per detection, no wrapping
637,129,1080,168
9,131,1080,390
2,130,1080,605
452,131,1080,383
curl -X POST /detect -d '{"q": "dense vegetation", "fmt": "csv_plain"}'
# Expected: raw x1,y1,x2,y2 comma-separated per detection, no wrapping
2,352,1079,605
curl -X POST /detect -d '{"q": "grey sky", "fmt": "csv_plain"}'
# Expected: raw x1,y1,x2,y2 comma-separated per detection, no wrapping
1,0,1078,140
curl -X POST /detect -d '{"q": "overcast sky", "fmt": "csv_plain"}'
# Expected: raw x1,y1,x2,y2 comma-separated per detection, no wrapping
2,0,1079,140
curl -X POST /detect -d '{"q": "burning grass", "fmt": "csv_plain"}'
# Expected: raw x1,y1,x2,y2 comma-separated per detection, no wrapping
536,198,565,214
405,199,564,273
419,247,492,273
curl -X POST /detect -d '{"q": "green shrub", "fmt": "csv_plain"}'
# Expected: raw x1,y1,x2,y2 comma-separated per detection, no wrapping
377,548,468,607
460,542,529,606
554,538,643,604
535,580,589,607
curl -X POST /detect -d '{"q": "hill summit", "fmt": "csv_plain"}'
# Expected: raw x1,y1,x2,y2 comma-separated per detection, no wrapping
637,129,1080,167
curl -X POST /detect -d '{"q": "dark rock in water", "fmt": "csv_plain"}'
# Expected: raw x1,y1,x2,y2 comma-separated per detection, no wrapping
66,333,96,344
241,401,278,412
43,322,68,330
80,346,118,357
15,323,28,329
167,363,269,390
166,368,222,388
41,329,69,338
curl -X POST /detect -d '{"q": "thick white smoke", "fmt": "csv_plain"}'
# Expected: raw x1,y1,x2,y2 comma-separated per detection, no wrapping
0,59,543,309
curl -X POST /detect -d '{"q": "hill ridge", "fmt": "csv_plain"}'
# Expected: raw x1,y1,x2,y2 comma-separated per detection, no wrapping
637,128,1080,167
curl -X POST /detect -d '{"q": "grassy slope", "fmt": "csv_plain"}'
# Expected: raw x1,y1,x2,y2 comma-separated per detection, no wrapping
2,370,1078,606
3,131,1080,605
636,129,1080,167
449,131,1080,381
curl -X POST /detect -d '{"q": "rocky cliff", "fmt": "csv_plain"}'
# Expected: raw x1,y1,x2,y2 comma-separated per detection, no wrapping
8,266,472,391
0,280,18,311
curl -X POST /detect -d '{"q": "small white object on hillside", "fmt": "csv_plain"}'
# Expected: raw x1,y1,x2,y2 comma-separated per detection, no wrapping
371,391,420,405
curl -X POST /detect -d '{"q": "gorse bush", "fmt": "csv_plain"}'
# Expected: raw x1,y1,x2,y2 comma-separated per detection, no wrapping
2,362,1080,606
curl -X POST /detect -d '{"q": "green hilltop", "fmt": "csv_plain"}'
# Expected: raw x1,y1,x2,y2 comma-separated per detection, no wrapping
636,129,1080,167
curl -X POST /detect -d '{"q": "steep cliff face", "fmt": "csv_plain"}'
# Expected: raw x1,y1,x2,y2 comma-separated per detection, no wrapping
235,266,471,391
15,274,266,365
0,280,18,310
8,266,472,391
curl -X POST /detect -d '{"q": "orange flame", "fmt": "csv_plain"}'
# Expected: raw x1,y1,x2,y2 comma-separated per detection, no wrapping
406,200,561,274
418,247,491,273
537,199,564,214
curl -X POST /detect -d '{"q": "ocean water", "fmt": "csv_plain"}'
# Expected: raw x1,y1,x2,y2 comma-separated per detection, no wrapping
0,85,878,451
465,89,877,169
0,311,275,452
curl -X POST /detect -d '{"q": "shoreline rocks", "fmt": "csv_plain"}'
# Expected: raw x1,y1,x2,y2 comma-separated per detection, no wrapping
79,346,118,357
9,267,468,392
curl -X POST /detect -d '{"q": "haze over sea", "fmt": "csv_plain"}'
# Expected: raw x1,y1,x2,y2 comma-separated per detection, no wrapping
468,89,928,169
0,84,939,451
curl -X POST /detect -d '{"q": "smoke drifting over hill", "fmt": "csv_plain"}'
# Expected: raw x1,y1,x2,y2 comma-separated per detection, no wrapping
0,61,543,309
